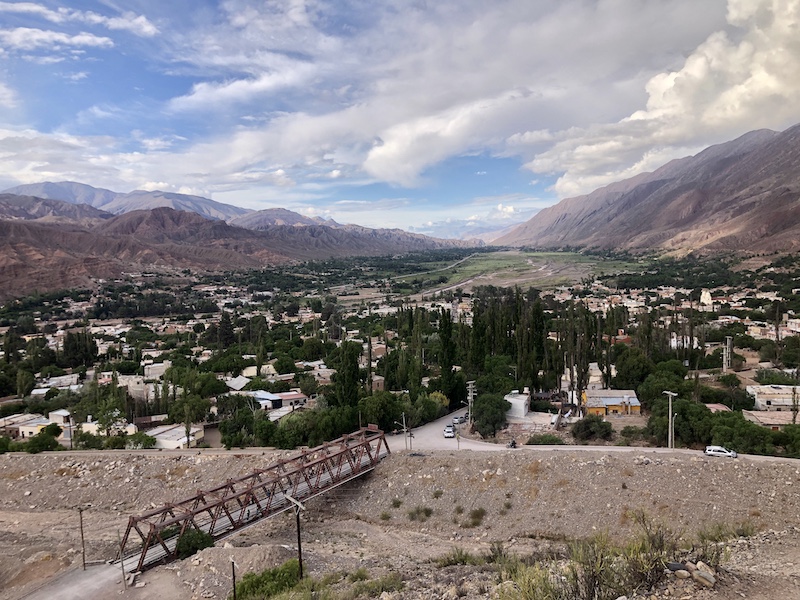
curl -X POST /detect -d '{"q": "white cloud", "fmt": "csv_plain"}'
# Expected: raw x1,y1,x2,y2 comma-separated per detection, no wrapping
0,81,17,108
169,61,316,111
0,27,113,51
0,3,158,37
525,0,800,198
64,71,88,82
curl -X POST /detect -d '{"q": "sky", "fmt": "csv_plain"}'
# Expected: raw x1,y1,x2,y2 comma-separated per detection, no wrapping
1,0,800,238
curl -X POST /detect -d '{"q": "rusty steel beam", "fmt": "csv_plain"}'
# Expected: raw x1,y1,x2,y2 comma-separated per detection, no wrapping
118,426,389,573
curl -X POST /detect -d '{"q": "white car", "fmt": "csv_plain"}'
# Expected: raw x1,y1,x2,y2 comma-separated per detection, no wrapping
443,425,455,438
704,445,737,458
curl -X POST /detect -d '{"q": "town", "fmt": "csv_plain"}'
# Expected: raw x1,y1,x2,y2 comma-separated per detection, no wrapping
1,248,799,458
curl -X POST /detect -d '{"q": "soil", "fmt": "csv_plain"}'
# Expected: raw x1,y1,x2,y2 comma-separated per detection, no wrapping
1,447,799,600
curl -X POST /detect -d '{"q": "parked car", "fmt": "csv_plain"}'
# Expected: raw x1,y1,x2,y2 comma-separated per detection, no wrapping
704,445,737,458
443,425,455,438
453,415,465,425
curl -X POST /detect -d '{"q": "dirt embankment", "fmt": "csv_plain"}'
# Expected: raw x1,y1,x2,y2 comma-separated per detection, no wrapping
1,448,799,600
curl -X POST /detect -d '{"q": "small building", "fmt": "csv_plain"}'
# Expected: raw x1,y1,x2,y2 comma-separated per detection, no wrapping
146,423,205,449
505,388,531,419
584,390,641,416
743,409,797,431
370,374,385,392
0,413,45,439
226,375,251,392
80,415,137,437
745,385,799,411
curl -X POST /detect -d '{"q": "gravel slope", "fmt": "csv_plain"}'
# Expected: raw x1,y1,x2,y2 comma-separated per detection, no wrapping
1,447,799,599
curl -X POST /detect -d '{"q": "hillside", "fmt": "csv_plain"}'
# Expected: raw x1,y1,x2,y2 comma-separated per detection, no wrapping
496,125,800,254
1,449,798,600
0,205,479,299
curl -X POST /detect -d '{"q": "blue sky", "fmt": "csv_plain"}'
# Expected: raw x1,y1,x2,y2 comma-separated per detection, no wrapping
1,1,800,237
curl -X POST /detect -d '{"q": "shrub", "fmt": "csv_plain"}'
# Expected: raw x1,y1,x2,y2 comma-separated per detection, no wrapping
620,511,677,592
526,433,564,445
620,426,646,440
234,559,301,599
380,511,391,521
436,547,481,567
408,506,433,522
572,415,613,441
347,567,369,582
391,498,402,508
350,572,404,596
464,507,486,528
25,431,60,454
433,489,443,499
126,431,156,449
103,435,126,449
176,528,214,559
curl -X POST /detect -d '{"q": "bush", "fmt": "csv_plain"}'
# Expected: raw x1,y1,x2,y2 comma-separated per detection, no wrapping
103,435,126,449
572,414,613,441
526,433,564,445
464,507,486,528
435,547,481,567
408,506,433,522
126,431,156,449
234,559,301,599
25,431,60,454
175,528,214,559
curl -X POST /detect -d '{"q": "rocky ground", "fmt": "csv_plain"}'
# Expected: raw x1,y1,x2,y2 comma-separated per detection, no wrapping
1,447,799,599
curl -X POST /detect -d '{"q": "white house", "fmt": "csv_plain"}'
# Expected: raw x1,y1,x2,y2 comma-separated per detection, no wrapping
746,385,799,411
505,388,530,419
146,423,205,449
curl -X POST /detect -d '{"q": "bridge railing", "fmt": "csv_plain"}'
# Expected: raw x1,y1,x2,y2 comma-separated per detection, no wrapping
118,426,389,573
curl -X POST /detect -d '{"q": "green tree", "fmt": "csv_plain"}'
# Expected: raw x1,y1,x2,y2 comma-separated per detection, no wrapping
16,369,35,398
330,341,362,407
472,392,510,438
169,392,210,448
613,347,654,390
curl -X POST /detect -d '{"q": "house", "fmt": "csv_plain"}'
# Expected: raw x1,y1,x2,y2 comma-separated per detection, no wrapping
145,423,205,449
505,388,531,419
743,410,798,431
583,390,641,416
0,413,45,439
746,385,800,411
226,375,251,391
79,415,137,437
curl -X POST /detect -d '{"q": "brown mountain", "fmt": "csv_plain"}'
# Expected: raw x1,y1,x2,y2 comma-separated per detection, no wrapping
495,125,800,254
0,205,478,299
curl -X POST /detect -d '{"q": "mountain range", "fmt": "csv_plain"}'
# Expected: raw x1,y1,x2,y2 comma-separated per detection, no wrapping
0,189,477,299
496,124,800,254
2,122,800,298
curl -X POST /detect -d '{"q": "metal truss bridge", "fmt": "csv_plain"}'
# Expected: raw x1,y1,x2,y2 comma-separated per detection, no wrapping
117,426,390,573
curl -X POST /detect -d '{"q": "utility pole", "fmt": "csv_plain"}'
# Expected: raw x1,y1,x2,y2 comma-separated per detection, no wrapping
231,560,237,600
285,495,306,578
394,412,408,450
466,380,476,426
78,507,86,570
662,391,677,449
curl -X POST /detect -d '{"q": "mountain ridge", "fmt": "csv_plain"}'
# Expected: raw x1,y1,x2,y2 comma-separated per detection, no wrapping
495,125,800,254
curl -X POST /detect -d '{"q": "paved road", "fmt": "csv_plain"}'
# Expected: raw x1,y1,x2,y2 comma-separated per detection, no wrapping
22,564,123,600
385,408,797,464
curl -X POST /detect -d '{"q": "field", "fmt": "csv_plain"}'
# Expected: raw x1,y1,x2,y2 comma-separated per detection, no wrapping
390,250,644,296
